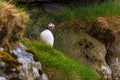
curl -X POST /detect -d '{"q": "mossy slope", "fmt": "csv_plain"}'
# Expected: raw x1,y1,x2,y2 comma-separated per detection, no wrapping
22,39,100,80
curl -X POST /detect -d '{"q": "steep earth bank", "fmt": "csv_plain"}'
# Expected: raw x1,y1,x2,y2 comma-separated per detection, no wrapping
55,16,120,80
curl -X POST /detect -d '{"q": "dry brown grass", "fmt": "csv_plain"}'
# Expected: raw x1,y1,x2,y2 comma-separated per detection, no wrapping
88,16,120,47
0,1,29,49
58,20,88,30
58,16,120,48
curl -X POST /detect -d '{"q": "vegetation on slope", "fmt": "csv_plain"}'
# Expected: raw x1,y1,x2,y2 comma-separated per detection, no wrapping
22,39,100,80
21,0,120,39
58,0,120,22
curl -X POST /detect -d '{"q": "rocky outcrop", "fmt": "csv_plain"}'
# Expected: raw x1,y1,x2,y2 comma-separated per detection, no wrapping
54,28,111,80
0,43,48,80
55,16,120,80
0,2,48,80
89,17,120,80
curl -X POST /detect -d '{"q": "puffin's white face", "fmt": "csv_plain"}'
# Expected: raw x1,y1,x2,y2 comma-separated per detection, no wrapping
49,26,54,30
48,23,55,30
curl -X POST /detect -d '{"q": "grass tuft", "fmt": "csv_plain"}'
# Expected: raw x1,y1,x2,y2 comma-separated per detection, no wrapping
58,0,120,22
0,1,29,49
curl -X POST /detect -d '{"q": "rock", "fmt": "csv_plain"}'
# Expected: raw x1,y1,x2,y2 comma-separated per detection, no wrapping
106,42,120,80
0,43,48,80
0,2,48,80
55,28,111,79
107,57,120,80
88,16,120,80
56,16,120,80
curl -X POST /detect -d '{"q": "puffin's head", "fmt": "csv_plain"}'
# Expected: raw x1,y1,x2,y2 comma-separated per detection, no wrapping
48,23,55,30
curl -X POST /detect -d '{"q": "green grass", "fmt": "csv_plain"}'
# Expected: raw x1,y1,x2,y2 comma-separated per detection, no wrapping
22,39,100,80
58,0,120,22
